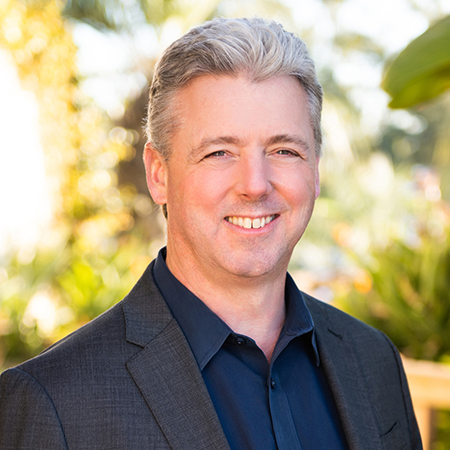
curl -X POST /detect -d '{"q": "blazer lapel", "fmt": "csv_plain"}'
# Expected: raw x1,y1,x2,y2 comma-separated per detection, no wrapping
306,297,383,450
123,263,230,450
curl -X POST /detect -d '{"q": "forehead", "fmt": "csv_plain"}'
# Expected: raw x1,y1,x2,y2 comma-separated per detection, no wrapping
170,74,314,152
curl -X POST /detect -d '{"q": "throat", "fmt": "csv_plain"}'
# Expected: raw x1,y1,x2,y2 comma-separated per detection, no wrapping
205,285,286,363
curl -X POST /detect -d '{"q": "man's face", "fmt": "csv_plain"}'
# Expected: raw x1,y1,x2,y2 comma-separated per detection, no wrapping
145,75,320,283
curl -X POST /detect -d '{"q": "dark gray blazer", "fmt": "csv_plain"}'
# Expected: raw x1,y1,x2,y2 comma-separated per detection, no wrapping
0,262,422,449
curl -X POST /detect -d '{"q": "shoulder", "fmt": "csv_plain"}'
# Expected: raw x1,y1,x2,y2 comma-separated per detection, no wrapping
3,299,128,386
302,291,399,358
304,291,387,337
301,293,422,449
2,261,168,387
0,262,178,448
0,302,127,449
302,291,409,402
14,261,165,365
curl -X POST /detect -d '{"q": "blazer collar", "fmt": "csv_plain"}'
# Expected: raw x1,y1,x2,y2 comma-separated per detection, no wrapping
123,262,230,450
304,295,383,450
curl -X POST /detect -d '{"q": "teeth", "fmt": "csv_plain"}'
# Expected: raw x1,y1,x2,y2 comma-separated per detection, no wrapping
226,215,275,229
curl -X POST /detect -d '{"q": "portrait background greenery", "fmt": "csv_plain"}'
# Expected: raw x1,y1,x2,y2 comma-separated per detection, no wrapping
1,0,449,448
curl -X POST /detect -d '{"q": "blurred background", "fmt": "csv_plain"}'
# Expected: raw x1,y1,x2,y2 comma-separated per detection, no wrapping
1,0,449,447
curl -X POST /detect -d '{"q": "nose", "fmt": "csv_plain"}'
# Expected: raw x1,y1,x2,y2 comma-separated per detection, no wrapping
235,152,273,200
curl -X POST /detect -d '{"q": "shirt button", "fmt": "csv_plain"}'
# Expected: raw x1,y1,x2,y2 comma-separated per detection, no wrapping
270,378,276,389
236,337,246,346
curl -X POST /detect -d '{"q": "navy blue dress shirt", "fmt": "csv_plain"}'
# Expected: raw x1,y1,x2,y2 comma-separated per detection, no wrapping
153,248,348,450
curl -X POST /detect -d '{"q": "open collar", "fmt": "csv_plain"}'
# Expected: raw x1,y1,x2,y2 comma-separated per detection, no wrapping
153,248,319,369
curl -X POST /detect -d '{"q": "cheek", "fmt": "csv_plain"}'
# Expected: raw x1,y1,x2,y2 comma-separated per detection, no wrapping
278,167,317,202
170,169,231,215
191,170,231,201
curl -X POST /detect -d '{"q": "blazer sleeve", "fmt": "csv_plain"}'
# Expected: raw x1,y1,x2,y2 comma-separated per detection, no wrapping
0,368,68,450
383,333,423,449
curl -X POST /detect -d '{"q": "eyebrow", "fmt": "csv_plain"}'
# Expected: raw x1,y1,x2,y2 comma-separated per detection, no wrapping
189,136,242,159
264,134,310,152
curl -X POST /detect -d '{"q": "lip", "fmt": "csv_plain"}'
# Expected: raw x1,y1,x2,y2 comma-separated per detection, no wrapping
224,214,279,231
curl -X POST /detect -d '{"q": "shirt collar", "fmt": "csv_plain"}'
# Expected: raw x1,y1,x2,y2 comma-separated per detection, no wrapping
278,273,320,366
153,248,231,370
152,247,320,369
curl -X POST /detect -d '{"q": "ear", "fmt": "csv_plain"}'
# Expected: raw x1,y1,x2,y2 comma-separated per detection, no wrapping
143,143,168,205
314,156,321,199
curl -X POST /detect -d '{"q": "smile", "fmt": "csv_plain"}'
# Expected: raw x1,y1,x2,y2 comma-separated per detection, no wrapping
225,215,276,229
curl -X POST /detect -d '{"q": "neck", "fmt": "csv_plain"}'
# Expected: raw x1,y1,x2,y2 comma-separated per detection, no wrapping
166,249,287,363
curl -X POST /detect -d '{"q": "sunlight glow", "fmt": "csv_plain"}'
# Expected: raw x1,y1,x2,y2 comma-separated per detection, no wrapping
0,50,52,256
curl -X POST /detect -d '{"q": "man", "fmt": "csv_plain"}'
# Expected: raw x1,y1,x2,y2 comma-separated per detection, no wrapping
0,17,421,449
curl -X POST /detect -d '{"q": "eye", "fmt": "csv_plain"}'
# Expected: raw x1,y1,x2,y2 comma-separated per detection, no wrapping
276,149,298,156
205,150,226,158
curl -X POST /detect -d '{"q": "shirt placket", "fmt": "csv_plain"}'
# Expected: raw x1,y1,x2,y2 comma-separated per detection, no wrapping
267,366,304,450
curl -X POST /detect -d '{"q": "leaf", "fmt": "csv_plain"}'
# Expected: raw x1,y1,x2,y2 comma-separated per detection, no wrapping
382,15,450,108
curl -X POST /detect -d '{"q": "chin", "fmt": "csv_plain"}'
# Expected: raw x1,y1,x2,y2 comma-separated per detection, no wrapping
223,254,287,280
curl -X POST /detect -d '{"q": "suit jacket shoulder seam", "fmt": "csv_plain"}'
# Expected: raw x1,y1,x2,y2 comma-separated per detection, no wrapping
8,367,69,448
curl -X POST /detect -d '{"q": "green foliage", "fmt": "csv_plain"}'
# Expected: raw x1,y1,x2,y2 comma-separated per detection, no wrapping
335,224,450,362
0,228,154,369
382,15,450,108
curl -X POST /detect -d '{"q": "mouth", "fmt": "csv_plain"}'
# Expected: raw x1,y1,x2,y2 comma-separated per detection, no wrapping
225,215,277,229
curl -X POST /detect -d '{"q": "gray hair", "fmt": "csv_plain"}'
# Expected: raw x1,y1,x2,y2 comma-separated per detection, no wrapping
146,17,323,158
